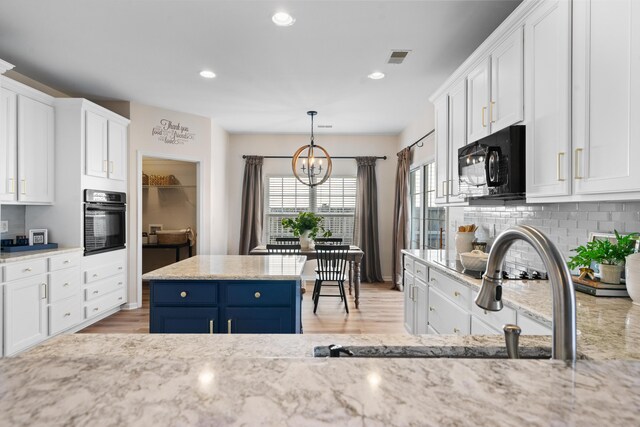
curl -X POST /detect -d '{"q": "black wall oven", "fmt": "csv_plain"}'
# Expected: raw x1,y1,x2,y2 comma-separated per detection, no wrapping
84,189,126,256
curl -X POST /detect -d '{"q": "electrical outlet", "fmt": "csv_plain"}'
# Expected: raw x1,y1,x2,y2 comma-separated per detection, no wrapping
0,221,8,233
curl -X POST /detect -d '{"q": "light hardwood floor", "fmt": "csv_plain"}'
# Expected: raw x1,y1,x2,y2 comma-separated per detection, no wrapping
78,282,407,334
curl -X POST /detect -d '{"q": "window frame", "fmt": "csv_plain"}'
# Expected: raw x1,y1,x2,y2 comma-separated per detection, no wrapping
409,162,446,250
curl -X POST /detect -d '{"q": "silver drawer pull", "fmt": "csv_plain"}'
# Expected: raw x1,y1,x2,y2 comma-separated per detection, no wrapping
429,306,435,312
254,291,261,299
63,282,70,287
64,260,70,264
180,291,187,298
93,274,98,278
118,282,123,285
93,290,99,294
416,269,422,274
454,291,461,297
118,266,123,270
454,328,460,333
64,312,71,317
93,307,99,312
24,267,32,272
118,297,123,300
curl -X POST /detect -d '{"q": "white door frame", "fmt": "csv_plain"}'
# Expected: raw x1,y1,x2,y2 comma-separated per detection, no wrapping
133,150,203,308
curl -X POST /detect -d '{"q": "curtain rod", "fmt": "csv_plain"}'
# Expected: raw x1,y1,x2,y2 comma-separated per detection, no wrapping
404,129,435,152
242,155,387,160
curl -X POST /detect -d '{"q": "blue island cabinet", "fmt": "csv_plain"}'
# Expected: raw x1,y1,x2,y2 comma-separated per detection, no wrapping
150,280,301,334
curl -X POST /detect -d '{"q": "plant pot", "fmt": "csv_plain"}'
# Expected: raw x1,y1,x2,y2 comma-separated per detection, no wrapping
599,263,624,284
299,230,312,250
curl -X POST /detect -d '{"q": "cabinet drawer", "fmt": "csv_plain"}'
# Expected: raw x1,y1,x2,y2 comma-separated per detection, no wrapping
471,302,516,332
84,261,125,284
50,294,83,335
517,313,552,336
4,258,47,282
428,287,470,336
403,256,414,274
85,288,126,319
429,268,472,310
50,266,81,303
471,316,501,335
49,252,82,272
152,281,217,306
225,282,293,307
84,274,125,302
414,261,428,283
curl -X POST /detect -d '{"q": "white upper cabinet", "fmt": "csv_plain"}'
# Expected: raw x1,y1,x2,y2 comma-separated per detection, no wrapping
0,78,55,204
490,27,524,133
17,95,55,203
447,80,467,204
524,0,572,200
434,96,449,204
0,87,17,202
107,120,127,181
466,58,491,143
85,110,108,178
572,0,640,196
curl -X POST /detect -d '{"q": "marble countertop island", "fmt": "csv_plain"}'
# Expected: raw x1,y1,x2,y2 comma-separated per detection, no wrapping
1,334,639,426
0,246,82,263
141,254,307,281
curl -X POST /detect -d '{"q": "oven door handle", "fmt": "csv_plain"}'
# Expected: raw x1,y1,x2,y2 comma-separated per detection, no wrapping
85,204,126,212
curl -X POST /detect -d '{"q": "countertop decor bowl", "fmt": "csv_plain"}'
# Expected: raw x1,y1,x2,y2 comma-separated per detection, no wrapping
459,250,489,271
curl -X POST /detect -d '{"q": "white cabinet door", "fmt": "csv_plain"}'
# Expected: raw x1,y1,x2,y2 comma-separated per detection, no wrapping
414,277,428,335
466,58,491,143
0,88,17,202
517,313,552,336
447,80,467,204
17,95,54,203
524,0,572,199
107,120,127,181
4,276,49,356
403,272,415,334
471,316,500,335
490,26,524,133
85,110,108,178
573,0,640,195
434,96,449,204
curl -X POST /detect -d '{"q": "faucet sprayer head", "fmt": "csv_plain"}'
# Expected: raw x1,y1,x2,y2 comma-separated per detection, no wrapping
475,275,503,311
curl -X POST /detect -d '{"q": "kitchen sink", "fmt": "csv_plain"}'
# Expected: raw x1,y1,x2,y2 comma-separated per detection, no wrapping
312,345,554,359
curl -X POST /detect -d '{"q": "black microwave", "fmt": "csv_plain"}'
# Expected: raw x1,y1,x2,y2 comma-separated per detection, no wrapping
458,125,526,201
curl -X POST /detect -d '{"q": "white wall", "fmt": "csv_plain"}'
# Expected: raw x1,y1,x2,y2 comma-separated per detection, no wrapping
127,102,228,306
226,133,398,280
210,121,229,255
398,103,435,167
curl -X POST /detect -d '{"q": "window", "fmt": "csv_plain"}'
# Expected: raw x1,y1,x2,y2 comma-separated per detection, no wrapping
266,176,356,244
409,163,446,249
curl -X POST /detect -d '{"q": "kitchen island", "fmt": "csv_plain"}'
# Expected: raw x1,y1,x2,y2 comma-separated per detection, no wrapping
142,255,306,334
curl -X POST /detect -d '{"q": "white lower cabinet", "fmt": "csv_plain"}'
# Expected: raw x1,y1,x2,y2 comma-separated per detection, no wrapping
414,277,428,335
49,293,83,336
470,316,500,335
403,258,429,334
403,271,415,333
517,313,552,336
428,287,470,336
4,274,48,356
82,250,127,320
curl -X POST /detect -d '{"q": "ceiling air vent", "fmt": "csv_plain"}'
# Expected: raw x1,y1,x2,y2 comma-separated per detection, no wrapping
388,50,410,64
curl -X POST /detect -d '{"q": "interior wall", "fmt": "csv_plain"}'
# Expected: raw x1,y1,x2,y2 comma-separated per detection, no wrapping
142,158,198,273
226,133,399,281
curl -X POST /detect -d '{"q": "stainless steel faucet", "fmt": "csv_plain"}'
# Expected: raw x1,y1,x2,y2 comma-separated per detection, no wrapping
475,225,577,361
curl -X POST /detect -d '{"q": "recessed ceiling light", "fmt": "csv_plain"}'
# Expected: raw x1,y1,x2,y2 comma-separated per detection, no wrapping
272,12,295,26
368,72,385,80
199,70,216,79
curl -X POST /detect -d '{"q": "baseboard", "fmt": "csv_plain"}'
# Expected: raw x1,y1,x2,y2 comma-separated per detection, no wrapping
122,303,140,310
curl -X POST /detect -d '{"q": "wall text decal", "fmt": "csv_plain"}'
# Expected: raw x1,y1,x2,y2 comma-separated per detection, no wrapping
152,119,196,145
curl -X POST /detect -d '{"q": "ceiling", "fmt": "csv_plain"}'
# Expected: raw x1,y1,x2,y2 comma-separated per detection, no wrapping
0,0,521,134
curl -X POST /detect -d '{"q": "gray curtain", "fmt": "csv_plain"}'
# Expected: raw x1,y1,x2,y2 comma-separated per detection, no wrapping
392,147,411,290
354,156,384,283
239,156,264,255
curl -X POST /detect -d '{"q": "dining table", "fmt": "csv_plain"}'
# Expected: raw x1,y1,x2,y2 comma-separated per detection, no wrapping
249,245,365,309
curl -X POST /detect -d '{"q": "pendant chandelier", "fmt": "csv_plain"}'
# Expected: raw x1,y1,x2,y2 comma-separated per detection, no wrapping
292,111,332,187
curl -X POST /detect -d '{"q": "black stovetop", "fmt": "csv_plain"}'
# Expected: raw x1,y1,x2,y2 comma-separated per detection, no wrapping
431,257,548,281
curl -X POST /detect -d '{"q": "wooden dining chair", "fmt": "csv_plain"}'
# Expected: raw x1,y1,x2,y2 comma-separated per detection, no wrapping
266,243,301,254
314,237,343,245
312,244,350,314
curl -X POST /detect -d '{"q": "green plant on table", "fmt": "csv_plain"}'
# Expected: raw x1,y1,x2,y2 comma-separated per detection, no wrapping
281,212,332,240
568,230,639,270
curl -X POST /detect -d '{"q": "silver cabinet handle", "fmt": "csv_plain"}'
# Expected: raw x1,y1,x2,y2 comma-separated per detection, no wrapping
490,101,496,123
557,152,566,182
63,260,70,264
429,306,435,312
118,296,123,301
574,148,583,179
93,290,99,294
454,328,460,333
209,320,214,334
93,307,99,312
63,282,70,287
482,106,487,127
64,312,71,317
41,283,47,300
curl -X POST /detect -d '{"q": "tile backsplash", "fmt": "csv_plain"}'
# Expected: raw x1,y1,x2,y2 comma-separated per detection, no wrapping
462,202,640,275
0,205,27,240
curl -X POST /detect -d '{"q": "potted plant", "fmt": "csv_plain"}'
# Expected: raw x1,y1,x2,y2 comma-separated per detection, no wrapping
281,212,332,249
569,231,639,284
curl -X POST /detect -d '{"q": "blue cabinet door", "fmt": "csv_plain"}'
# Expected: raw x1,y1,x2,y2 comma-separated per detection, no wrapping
151,307,218,333
224,307,293,334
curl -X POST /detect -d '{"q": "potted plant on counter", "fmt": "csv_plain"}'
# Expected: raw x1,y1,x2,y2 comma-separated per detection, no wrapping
569,231,639,284
281,212,332,250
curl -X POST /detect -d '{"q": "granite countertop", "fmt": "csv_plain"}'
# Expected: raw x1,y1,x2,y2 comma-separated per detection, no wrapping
0,247,82,264
402,249,640,360
2,334,639,426
141,255,307,281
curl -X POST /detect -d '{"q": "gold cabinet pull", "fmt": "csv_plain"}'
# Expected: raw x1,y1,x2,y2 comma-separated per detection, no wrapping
490,101,496,123
227,319,232,334
254,291,261,299
429,306,435,312
41,283,47,300
454,291,461,297
454,328,460,333
574,148,584,179
557,152,566,182
481,106,487,127
9,178,15,193
180,291,187,298
209,320,214,334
